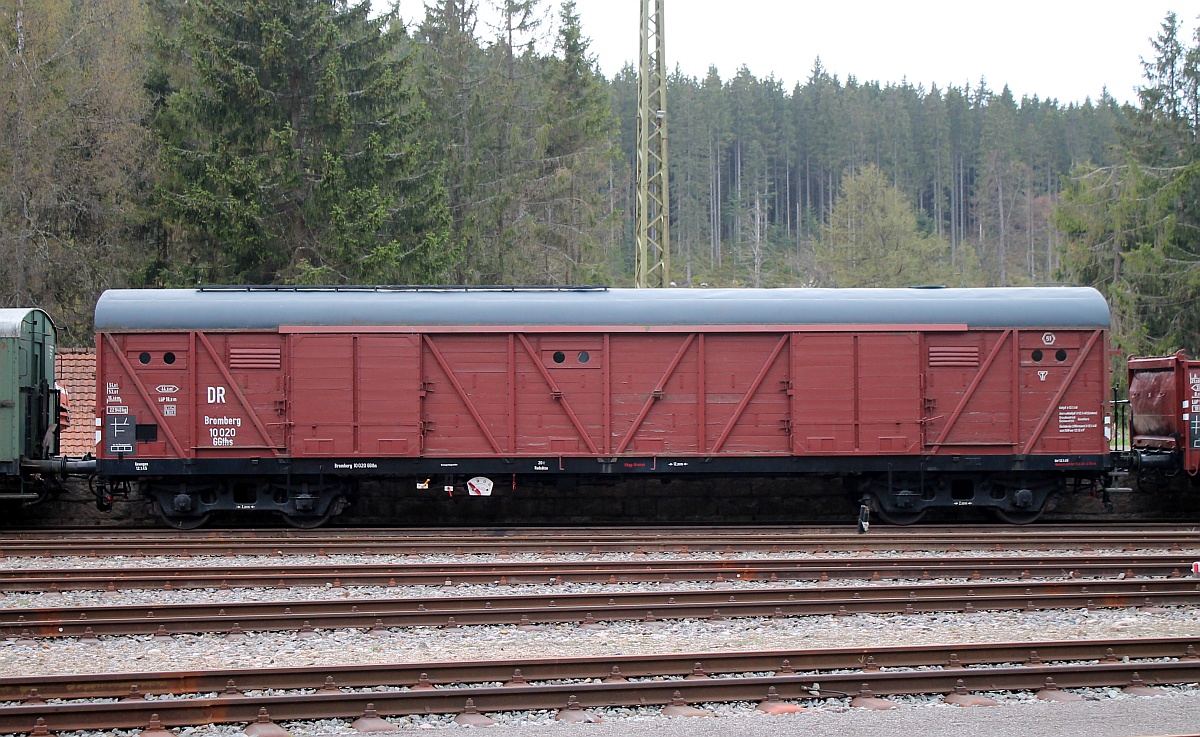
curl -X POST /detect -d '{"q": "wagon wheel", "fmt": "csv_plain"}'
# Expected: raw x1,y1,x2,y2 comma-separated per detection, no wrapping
871,495,927,526
1135,468,1170,494
989,506,1045,525
152,499,211,530
280,496,344,529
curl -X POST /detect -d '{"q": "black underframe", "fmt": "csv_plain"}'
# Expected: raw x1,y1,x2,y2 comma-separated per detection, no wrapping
101,452,1111,478
104,452,1112,521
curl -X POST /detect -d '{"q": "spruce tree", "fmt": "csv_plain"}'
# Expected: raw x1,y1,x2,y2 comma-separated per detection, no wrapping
1058,12,1200,356
150,0,453,285
526,0,615,284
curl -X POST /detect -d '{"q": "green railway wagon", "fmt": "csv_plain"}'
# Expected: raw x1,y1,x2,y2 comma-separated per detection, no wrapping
0,308,60,500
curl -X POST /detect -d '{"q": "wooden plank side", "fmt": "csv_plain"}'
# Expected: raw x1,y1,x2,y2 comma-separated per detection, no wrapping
1017,330,1109,455
108,332,196,458
856,333,921,453
356,334,421,456
506,334,604,455
287,334,354,455
924,331,1017,450
704,334,790,455
791,334,855,453
609,334,698,455
220,333,287,449
421,335,508,456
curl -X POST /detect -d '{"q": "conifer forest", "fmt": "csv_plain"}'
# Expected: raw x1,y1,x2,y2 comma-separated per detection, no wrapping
1,1,1199,360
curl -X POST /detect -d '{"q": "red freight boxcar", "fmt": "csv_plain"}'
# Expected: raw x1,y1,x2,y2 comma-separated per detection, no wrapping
94,286,1113,528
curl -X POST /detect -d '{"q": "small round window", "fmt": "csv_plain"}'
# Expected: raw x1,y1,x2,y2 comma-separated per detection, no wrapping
1031,350,1043,362
138,352,151,365
1055,349,1068,362
578,351,590,364
163,352,176,365
552,351,566,364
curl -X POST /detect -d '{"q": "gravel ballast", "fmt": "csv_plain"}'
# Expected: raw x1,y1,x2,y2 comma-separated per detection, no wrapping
4,551,1200,735
3,606,1200,675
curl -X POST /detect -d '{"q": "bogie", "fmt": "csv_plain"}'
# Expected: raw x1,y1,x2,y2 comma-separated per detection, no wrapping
860,473,1058,526
140,477,353,527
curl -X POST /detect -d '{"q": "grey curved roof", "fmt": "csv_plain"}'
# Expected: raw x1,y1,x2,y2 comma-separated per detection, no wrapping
95,286,1111,331
0,308,53,338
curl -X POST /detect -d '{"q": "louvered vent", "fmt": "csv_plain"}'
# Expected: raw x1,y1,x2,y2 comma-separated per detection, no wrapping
229,347,281,369
929,346,979,368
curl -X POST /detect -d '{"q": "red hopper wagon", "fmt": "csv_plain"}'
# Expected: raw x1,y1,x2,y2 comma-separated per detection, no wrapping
93,286,1113,528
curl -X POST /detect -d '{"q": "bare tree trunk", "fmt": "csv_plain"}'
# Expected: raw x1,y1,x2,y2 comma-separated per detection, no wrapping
1046,167,1054,277
796,195,801,267
709,134,721,270
949,154,957,268
734,140,742,260
826,169,833,227
804,154,810,217
997,172,1006,286
752,190,763,287
12,0,29,304
1027,165,1034,280
959,156,966,256
784,164,791,239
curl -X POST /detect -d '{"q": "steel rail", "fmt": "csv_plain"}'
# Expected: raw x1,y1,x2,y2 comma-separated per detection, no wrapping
2,525,1199,557
5,579,1200,638
3,554,1197,592
3,659,1199,732
4,636,1197,701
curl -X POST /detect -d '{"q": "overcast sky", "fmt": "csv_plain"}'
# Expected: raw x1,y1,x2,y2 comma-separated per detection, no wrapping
392,1,1199,105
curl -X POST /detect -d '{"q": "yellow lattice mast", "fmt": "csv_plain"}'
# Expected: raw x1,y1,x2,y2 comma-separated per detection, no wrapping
635,0,670,288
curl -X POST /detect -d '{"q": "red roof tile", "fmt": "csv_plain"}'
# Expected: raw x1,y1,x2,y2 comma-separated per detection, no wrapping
56,349,96,456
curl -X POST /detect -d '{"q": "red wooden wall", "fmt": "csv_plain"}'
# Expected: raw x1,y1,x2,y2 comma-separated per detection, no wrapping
96,326,1110,462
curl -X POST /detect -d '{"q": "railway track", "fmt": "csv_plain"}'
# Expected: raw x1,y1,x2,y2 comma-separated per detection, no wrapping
2,553,1197,592
6,578,1200,638
2,637,1198,732
5,526,1200,734
1,525,1198,557
6,636,1197,701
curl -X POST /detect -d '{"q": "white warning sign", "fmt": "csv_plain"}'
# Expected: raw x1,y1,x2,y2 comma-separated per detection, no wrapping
466,477,494,496
1058,405,1099,434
